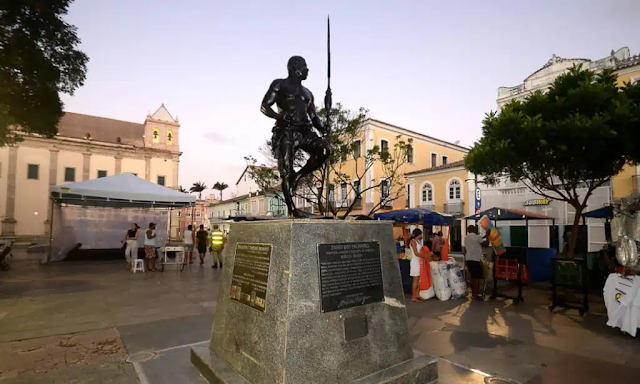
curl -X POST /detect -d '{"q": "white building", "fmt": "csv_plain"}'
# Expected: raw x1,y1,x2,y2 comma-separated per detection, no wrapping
468,178,611,253
497,47,630,108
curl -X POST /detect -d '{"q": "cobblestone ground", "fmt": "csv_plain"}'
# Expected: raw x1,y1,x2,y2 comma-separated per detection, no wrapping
1,254,639,383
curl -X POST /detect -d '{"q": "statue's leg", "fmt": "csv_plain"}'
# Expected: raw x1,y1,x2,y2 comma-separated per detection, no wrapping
279,132,297,216
295,131,331,186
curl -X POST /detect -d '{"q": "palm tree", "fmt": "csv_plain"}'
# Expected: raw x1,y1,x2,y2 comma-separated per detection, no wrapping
212,182,229,201
190,181,207,200
178,185,188,193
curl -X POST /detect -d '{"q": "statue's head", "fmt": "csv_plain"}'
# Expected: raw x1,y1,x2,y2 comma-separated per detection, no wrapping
287,56,308,80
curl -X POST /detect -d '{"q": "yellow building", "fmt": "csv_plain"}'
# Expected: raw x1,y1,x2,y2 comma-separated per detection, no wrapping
0,105,181,238
610,54,640,199
404,160,471,251
327,118,468,216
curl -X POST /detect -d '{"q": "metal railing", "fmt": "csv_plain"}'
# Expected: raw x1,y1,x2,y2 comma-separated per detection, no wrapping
444,201,465,216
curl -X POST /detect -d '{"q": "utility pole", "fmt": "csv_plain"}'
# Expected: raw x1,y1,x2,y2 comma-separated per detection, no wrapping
323,15,332,216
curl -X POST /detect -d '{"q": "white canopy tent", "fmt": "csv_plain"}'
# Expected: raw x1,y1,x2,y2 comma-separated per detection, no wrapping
50,173,195,208
48,173,195,261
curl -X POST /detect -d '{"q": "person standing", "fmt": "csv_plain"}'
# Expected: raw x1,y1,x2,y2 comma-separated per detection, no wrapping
210,225,225,269
183,225,195,264
407,228,429,303
432,231,443,259
123,223,140,269
144,223,158,271
196,225,208,265
464,225,487,300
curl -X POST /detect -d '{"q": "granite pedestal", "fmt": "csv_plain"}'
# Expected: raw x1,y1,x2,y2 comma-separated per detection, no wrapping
191,220,437,384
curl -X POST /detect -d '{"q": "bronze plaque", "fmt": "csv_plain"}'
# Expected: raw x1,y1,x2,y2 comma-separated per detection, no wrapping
230,243,272,312
317,242,384,313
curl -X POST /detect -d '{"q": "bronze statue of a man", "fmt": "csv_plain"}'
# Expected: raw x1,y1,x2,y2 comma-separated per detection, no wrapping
260,56,330,217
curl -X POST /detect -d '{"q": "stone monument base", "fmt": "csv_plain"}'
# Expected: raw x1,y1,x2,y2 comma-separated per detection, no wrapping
194,220,438,384
191,346,437,384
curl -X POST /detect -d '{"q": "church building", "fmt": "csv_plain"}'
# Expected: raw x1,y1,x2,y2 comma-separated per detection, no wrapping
0,105,181,238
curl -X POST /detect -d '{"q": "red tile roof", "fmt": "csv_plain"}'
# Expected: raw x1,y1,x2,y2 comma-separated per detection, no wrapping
405,160,465,176
57,112,144,146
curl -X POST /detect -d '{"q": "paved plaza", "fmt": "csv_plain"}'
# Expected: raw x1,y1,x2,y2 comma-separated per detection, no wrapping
0,253,639,383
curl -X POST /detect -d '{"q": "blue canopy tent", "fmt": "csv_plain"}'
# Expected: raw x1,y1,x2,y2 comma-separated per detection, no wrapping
582,205,614,242
373,208,455,226
582,205,613,220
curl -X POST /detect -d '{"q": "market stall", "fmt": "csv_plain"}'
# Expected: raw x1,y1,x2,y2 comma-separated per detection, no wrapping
465,207,556,303
49,173,195,263
374,208,455,293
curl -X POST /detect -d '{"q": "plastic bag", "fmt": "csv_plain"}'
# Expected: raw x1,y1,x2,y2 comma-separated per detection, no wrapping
447,264,467,299
419,286,435,300
418,258,433,300
430,261,451,301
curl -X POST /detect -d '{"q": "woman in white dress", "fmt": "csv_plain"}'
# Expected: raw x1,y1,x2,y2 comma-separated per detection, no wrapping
407,228,428,303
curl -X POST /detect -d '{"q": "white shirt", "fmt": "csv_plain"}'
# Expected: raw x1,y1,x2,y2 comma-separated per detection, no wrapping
464,233,483,262
144,229,156,247
183,230,193,244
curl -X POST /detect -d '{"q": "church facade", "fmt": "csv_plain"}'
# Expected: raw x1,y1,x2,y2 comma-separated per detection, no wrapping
0,105,181,237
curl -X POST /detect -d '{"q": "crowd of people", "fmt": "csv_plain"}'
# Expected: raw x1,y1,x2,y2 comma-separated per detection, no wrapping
122,222,227,271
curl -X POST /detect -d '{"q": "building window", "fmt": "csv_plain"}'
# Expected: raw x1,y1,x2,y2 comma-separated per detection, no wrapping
442,155,448,165
431,153,437,168
421,183,433,203
97,170,107,178
157,175,166,186
27,164,39,180
351,140,361,159
167,130,173,145
381,179,390,200
380,140,389,154
328,184,335,202
152,128,160,143
64,167,76,182
195,211,201,218
353,180,361,196
448,179,461,200
186,211,191,217
406,146,414,164
340,183,348,202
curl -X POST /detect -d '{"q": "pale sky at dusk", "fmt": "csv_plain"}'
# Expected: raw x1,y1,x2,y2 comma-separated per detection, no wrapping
60,0,640,198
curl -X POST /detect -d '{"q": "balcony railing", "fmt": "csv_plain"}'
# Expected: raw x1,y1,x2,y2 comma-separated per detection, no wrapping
444,201,465,216
336,198,363,210
419,203,435,210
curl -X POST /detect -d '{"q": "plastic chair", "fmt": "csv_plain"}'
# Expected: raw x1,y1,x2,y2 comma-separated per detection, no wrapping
132,259,144,273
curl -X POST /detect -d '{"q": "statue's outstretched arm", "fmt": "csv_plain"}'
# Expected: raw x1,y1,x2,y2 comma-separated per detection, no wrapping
261,80,282,120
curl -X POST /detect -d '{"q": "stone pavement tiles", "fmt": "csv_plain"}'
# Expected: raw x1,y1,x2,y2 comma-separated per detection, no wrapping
2,259,640,383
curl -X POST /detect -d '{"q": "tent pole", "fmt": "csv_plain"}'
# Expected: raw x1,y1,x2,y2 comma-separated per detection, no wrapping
168,207,172,246
47,198,55,263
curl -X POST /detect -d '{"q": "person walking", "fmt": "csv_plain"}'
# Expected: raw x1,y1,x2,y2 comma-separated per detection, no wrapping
210,225,225,269
144,223,158,271
196,225,208,265
183,225,195,264
123,223,140,269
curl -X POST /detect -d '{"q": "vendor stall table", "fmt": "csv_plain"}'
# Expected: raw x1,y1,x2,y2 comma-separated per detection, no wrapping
160,246,186,272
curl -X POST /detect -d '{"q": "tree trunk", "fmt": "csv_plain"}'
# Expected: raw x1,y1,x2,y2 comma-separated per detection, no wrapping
567,204,584,257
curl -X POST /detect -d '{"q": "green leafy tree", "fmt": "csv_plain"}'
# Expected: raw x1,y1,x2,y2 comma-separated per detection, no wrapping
178,186,188,193
1,1,89,146
189,181,207,200
246,103,412,218
212,182,229,201
465,66,640,256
